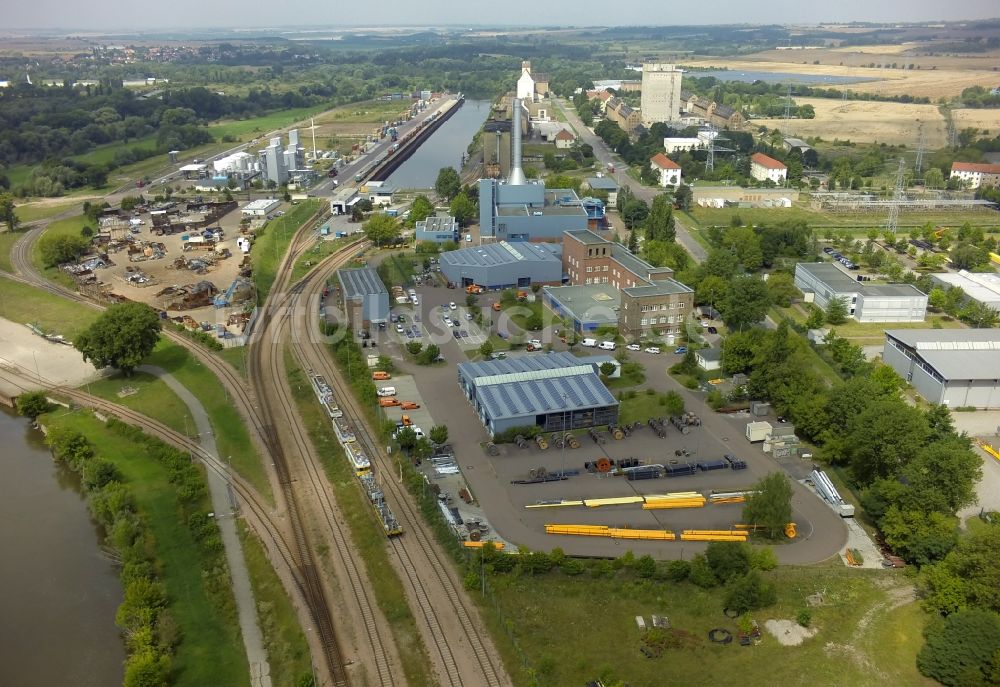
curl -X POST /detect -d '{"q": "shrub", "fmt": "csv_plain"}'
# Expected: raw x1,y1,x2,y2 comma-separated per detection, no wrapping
634,554,657,578
16,391,51,420
665,559,691,582
917,609,1000,686
688,554,718,588
706,541,751,583
797,609,812,627
724,571,778,614
749,547,778,572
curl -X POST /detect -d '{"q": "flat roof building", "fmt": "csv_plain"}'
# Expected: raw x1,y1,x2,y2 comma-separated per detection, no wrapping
457,351,619,436
930,270,1000,311
337,267,390,331
543,283,621,332
241,198,281,217
440,241,562,289
415,213,459,244
883,329,1000,408
641,63,683,126
794,262,927,323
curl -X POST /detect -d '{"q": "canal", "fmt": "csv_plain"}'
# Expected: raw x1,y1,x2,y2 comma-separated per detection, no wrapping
387,99,491,190
0,405,124,686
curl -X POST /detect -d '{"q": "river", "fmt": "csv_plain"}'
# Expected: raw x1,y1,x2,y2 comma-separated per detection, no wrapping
0,406,124,687
386,99,491,190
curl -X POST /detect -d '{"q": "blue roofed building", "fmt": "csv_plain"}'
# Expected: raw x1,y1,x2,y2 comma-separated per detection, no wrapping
457,351,619,436
415,212,459,244
440,240,563,289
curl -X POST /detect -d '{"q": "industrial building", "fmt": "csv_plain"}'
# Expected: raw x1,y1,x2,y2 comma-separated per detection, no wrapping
415,213,459,244
794,263,928,323
241,198,281,217
640,63,683,126
750,153,788,184
457,351,619,436
336,267,390,331
439,241,562,289
883,329,1000,408
259,129,305,186
930,270,1000,311
478,98,589,241
547,230,694,336
583,176,619,206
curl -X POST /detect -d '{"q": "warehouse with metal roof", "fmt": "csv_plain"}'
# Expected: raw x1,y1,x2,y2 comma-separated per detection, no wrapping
883,329,1000,408
336,267,389,330
457,351,619,436
440,241,563,289
795,262,927,323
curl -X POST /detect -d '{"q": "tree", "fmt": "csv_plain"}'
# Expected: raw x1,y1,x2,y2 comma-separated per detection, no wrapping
429,425,449,445
418,343,441,365
644,194,675,242
408,195,434,226
0,192,19,232
674,183,693,210
525,314,544,331
880,506,958,566
825,296,849,325
960,301,999,328
845,398,929,484
405,341,423,355
724,571,777,614
917,610,1000,687
621,198,649,229
720,275,772,331
742,472,792,538
395,427,417,451
627,230,639,253
435,167,461,201
923,524,1000,615
924,167,945,189
75,302,161,376
478,340,494,358
362,214,400,247
951,244,988,270
16,391,51,420
38,233,90,267
599,362,617,378
412,438,433,462
450,192,477,227
766,273,800,308
705,541,751,583
696,275,728,308
805,305,825,330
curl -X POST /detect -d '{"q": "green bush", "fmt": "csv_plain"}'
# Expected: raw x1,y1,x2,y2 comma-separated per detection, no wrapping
749,547,778,571
688,554,718,588
665,559,691,582
16,391,51,420
797,609,812,627
706,541,751,583
917,610,1000,686
723,571,777,614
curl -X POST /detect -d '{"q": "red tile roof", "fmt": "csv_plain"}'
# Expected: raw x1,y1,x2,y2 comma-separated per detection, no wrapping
554,129,575,141
751,152,786,170
951,162,1000,174
650,153,680,170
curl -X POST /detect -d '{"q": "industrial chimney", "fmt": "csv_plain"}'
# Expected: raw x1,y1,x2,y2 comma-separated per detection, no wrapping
507,98,526,186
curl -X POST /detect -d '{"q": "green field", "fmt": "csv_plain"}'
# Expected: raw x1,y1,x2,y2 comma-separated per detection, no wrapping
237,522,312,687
290,235,355,284
285,352,433,687
486,564,932,687
146,340,271,504
774,303,965,345
682,205,1000,231
0,231,18,273
210,104,336,141
252,199,322,301
0,273,98,339
316,99,411,125
217,346,249,379
83,370,192,435
14,200,82,224
46,412,249,687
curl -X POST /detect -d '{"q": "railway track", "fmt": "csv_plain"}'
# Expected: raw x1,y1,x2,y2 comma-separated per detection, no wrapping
288,255,511,687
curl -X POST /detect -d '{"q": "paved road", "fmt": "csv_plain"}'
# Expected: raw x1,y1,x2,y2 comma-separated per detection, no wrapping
554,97,707,263
142,365,273,687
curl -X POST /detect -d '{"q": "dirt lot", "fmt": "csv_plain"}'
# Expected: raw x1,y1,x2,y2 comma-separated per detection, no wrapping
682,57,997,99
753,97,947,146
951,108,1000,135
0,317,101,392
92,201,263,332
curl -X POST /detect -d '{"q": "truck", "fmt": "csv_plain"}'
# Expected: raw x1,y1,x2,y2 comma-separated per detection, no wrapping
745,421,773,443
810,469,855,518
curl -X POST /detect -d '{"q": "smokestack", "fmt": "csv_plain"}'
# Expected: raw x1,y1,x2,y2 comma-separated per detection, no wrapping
507,98,526,185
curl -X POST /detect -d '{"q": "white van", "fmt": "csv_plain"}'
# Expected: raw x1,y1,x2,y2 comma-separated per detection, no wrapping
376,386,397,397
581,338,598,348
599,341,617,351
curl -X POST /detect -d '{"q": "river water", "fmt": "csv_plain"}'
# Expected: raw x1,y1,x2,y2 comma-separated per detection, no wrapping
0,406,124,686
387,99,491,190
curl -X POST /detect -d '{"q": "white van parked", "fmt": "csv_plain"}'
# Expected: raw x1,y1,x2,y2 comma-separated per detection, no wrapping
598,341,617,351
376,386,397,397
581,338,598,347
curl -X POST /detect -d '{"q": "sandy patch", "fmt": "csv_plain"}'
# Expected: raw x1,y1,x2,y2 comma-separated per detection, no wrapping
0,317,102,390
765,619,817,646
753,97,947,147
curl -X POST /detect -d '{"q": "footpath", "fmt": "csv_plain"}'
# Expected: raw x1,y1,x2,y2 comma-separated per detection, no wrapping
141,365,273,687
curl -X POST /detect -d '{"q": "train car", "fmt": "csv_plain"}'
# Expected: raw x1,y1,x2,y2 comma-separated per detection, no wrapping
343,440,372,475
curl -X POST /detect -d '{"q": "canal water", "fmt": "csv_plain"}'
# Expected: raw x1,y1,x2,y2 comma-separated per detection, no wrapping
387,99,491,190
0,405,124,686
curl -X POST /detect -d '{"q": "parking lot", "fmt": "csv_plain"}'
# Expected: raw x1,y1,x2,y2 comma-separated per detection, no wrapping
372,277,848,562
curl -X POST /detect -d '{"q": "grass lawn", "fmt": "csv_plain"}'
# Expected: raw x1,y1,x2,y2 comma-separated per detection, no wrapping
14,200,82,224
0,231,19,273
617,390,682,424
237,521,312,687
46,412,249,687
285,352,433,687
315,99,407,125
486,564,928,687
0,273,98,339
83,370,192,435
290,235,355,284
376,250,420,289
210,104,335,141
217,346,249,379
251,199,322,302
146,340,272,504
684,204,999,231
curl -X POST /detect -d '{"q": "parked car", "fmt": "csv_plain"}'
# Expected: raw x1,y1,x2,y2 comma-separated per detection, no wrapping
644,346,661,354
395,324,405,333
626,343,641,352
674,346,688,354
707,326,718,334
465,313,473,320
449,302,457,310
528,339,542,347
